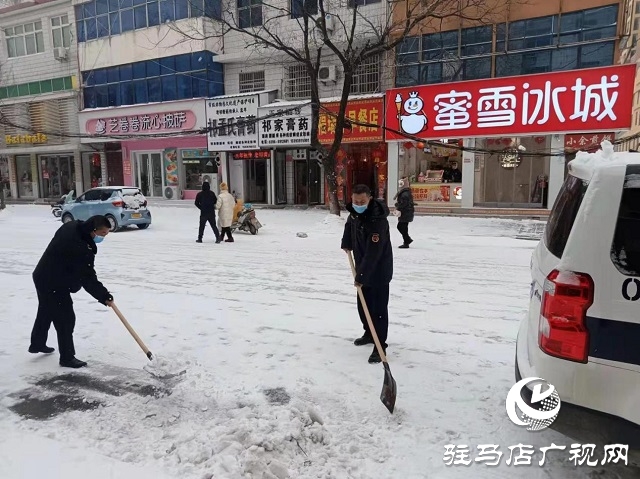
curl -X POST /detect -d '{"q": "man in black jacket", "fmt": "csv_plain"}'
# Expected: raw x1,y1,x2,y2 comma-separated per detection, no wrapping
31,215,114,368
195,181,221,243
341,184,393,364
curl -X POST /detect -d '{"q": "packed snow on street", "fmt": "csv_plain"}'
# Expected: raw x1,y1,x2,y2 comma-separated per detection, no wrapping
0,205,636,479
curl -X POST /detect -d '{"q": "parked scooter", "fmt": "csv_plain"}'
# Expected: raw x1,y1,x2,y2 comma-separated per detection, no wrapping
50,190,76,218
231,202,262,235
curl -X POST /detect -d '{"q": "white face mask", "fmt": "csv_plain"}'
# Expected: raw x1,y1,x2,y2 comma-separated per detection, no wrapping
398,180,405,188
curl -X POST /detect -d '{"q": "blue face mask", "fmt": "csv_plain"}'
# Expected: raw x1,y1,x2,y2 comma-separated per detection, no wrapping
93,235,105,244
352,204,368,214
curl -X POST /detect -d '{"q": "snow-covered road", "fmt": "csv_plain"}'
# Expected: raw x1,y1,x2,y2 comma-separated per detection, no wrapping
0,205,635,478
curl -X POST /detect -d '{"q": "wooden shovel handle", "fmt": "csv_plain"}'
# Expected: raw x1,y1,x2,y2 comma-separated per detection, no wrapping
347,252,389,363
110,303,153,360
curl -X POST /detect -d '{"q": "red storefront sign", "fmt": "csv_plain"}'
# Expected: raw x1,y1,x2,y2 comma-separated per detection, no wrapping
385,65,635,141
318,98,384,144
564,132,616,149
232,150,271,160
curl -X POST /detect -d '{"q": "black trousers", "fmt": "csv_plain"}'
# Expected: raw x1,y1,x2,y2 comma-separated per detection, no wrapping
397,221,412,244
221,226,233,240
198,214,220,240
357,284,389,349
31,289,76,359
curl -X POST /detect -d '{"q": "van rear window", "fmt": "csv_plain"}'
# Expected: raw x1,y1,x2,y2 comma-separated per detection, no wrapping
544,175,588,259
611,165,640,276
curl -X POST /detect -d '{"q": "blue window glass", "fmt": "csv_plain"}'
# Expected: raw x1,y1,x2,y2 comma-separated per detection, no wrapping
75,5,84,20
190,0,204,15
191,52,205,69
580,41,614,68
552,46,578,71
108,0,119,12
95,85,108,107
120,0,133,7
176,74,192,99
161,75,177,101
121,9,134,32
148,2,160,26
191,71,207,97
82,72,94,86
107,67,119,83
208,80,220,98
97,15,109,37
133,79,148,103
120,64,133,81
208,0,222,18
147,77,162,102
146,59,160,77
120,82,134,105
85,18,98,40
134,6,147,28
84,87,96,108
110,12,121,34
93,68,107,85
107,84,120,106
175,0,189,19
134,0,146,5
175,54,191,72
96,0,109,15
160,0,175,22
159,56,175,75
76,21,86,42
132,62,146,79
83,1,96,17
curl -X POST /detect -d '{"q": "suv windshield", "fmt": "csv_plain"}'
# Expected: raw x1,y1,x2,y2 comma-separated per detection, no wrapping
544,174,589,259
611,165,640,276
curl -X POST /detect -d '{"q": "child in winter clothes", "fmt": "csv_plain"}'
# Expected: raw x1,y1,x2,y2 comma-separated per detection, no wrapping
216,182,236,242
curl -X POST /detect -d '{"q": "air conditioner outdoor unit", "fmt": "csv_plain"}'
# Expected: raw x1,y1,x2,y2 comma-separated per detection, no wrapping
319,65,337,83
163,186,180,200
53,47,68,61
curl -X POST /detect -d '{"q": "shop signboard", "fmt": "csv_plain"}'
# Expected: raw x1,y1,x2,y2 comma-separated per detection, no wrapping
87,111,197,135
163,148,178,186
232,150,271,160
564,132,616,150
318,97,384,144
258,102,312,148
206,93,264,152
5,133,48,145
385,65,635,141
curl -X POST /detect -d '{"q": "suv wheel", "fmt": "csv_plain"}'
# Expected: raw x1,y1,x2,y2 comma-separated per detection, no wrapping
105,215,118,232
61,213,73,224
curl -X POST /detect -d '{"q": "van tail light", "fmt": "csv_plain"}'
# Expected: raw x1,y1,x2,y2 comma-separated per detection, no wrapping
539,269,594,363
112,200,124,207
142,200,147,207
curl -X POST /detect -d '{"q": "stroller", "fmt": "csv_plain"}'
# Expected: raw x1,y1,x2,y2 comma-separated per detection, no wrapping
231,200,262,235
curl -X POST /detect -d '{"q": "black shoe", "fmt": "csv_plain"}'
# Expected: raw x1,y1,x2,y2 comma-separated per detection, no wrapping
215,238,222,244
368,347,387,364
60,357,87,368
399,244,409,249
225,238,234,243
354,334,374,346
28,345,55,354
196,239,203,243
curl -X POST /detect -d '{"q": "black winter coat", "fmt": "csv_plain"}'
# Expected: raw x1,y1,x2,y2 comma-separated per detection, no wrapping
341,199,393,288
195,183,218,216
395,188,415,222
33,220,113,305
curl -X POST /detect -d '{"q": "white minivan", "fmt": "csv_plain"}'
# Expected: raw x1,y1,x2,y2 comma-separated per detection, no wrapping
516,144,640,448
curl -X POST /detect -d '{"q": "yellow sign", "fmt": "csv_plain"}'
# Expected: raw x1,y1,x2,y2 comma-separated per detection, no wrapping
5,133,48,145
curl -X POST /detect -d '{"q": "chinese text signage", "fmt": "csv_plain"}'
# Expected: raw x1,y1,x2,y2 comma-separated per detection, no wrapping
319,98,384,144
87,111,196,135
206,94,259,151
565,132,615,150
232,150,271,160
258,103,311,148
385,65,635,141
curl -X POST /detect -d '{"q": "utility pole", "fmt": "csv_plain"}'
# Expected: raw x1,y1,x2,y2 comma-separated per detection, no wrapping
0,185,5,210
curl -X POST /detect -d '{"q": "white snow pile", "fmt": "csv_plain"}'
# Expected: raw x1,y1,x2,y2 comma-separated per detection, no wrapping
296,232,308,238
322,214,346,227
122,193,146,210
568,140,617,180
625,173,640,189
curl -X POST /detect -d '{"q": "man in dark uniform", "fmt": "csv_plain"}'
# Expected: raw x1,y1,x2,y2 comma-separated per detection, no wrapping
195,181,221,243
31,215,114,368
341,184,393,364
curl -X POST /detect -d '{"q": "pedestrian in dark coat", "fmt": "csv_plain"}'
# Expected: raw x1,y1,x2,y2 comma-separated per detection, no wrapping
31,215,114,368
394,177,415,248
341,184,393,364
195,181,221,243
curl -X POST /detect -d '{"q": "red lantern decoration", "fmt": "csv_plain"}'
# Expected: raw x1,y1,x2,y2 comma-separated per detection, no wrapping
535,136,546,144
92,153,101,167
416,142,425,149
372,148,383,164
403,142,414,150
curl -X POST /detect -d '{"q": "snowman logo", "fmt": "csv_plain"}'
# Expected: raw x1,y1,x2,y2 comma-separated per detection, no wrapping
396,92,428,135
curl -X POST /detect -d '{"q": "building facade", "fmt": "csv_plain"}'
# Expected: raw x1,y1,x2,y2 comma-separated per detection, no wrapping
386,0,630,212
618,0,640,151
0,0,89,201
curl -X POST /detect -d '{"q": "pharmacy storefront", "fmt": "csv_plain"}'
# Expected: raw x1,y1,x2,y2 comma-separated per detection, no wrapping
385,64,635,211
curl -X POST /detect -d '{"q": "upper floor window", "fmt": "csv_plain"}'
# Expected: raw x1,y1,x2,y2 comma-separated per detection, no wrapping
348,0,381,6
51,15,72,48
291,0,317,18
75,0,221,42
239,71,265,93
350,54,380,94
5,21,45,58
284,64,310,100
237,0,262,28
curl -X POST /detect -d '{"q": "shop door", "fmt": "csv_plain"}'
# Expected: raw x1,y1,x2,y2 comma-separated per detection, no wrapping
40,155,75,198
245,159,267,203
294,160,308,204
274,151,287,205
308,159,322,205
136,153,163,197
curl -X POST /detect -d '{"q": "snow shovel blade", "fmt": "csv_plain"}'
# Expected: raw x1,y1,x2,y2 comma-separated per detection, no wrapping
143,356,187,380
380,362,397,414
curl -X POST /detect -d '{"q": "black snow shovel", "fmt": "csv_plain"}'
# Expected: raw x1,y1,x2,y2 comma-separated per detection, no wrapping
111,303,186,380
347,252,397,414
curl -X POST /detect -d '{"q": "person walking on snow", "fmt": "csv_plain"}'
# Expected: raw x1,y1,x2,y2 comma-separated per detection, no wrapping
216,182,236,243
394,177,415,248
341,184,393,364
30,215,114,368
195,181,221,244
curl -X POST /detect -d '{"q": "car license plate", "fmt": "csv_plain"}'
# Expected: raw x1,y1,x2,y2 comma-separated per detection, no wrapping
131,213,142,219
